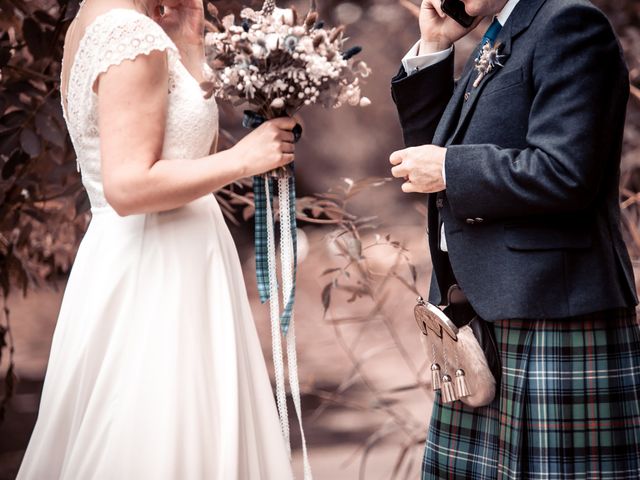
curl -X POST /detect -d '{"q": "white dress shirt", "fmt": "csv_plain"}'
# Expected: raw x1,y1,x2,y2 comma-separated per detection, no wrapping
402,0,521,251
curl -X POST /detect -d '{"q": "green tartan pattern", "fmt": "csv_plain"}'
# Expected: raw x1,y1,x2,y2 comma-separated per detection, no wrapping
422,307,640,479
253,173,297,333
253,175,273,304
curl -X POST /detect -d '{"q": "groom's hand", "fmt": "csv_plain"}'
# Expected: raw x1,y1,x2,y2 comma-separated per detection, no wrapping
419,0,482,54
390,145,446,193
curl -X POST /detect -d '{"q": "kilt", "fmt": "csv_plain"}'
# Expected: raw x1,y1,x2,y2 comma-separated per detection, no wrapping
422,307,640,480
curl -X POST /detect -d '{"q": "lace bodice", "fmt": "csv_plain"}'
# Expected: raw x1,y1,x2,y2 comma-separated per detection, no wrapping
60,6,218,209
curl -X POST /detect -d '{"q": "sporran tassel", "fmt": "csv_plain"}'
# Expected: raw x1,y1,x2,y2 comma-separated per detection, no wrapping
441,374,457,403
454,368,471,398
431,363,442,391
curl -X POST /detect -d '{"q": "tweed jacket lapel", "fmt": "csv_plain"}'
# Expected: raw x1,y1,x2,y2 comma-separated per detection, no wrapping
440,0,549,146
431,43,482,146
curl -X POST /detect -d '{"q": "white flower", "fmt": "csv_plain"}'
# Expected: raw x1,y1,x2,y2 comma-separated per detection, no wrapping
473,43,506,88
265,33,279,51
273,7,295,26
359,97,371,107
271,98,285,109
222,14,236,29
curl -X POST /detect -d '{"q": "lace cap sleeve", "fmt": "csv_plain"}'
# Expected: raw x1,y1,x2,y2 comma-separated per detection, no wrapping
87,9,178,91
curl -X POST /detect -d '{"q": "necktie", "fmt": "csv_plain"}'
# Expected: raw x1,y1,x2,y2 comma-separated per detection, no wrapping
482,18,502,47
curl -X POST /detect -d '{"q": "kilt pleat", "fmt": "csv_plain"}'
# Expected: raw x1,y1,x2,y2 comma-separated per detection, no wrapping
422,307,640,480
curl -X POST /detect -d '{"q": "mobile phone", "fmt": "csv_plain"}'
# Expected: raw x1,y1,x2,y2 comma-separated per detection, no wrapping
441,0,476,28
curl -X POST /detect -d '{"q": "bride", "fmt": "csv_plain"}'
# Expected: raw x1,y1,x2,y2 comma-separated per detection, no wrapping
17,0,299,478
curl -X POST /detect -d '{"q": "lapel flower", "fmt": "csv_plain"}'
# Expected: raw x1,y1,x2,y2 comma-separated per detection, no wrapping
473,42,506,88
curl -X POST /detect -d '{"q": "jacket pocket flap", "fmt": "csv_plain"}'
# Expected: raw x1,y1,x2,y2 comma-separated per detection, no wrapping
504,223,592,250
483,67,524,97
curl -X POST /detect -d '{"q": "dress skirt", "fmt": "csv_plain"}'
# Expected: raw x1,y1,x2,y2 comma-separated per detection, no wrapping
17,195,294,480
422,307,640,480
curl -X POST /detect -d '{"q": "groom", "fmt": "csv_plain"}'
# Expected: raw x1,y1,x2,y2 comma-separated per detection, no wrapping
390,0,640,477
390,0,636,323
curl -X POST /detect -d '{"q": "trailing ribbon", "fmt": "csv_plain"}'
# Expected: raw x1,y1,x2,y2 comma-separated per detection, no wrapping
253,173,297,333
244,111,312,480
248,110,300,334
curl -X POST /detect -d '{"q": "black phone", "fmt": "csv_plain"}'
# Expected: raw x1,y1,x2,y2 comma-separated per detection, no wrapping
441,0,476,28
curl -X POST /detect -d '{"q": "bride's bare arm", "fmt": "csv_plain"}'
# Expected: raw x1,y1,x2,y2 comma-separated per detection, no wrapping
97,49,295,216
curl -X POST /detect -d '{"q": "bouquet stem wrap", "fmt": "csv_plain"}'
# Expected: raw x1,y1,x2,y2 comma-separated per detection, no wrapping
249,113,311,480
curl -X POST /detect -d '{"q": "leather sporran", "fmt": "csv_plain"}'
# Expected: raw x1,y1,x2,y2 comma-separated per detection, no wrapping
414,286,501,407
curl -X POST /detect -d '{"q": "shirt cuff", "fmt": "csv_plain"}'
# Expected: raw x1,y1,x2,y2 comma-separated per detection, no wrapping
402,41,454,76
442,155,446,186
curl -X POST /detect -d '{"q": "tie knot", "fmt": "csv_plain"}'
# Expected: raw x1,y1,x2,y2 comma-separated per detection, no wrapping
482,18,502,47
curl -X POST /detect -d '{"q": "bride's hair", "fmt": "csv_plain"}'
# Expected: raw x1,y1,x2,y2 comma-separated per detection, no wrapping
132,0,155,16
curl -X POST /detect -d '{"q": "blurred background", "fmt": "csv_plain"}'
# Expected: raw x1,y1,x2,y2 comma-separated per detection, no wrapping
0,0,639,479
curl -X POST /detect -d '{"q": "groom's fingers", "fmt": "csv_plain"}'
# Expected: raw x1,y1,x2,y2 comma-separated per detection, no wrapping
429,0,446,19
389,149,405,165
391,164,407,178
401,181,419,193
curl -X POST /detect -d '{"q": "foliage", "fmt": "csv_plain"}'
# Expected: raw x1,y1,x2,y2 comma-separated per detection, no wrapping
300,178,430,479
0,0,255,421
0,3,639,475
0,0,83,421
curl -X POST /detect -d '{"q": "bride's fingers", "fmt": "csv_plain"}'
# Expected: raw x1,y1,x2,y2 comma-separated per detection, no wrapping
278,131,295,143
279,153,295,166
271,117,297,131
280,142,295,154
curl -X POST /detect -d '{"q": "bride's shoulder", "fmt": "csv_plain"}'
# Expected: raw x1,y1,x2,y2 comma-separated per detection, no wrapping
79,5,171,48
72,5,178,92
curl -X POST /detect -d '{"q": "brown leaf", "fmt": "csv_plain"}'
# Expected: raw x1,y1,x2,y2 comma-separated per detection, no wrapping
321,282,332,316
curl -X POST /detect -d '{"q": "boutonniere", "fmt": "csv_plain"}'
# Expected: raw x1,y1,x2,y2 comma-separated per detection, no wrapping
473,42,506,88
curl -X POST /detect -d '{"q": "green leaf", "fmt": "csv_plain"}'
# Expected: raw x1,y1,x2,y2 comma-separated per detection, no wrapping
321,282,332,317
75,190,90,216
408,263,417,284
35,112,65,148
20,128,41,157
2,149,27,179
22,18,46,60
0,46,11,68
321,267,341,276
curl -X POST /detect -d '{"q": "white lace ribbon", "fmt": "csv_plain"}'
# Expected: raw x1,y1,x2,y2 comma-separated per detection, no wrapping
264,175,312,479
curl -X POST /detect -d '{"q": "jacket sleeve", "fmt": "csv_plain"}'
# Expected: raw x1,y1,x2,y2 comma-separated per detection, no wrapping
391,50,455,147
444,4,630,221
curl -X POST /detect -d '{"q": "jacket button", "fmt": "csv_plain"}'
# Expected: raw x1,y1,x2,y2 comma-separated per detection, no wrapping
475,217,484,223
466,218,475,225
436,198,444,209
464,92,471,101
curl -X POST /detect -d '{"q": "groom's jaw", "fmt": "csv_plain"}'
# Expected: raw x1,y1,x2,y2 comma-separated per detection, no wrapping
461,0,509,18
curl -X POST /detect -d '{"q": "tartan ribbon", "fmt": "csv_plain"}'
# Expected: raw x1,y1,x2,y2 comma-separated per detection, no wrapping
246,110,299,334
253,173,298,333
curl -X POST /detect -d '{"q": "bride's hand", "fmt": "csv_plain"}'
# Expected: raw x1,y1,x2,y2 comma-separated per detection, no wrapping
152,0,204,48
232,118,297,178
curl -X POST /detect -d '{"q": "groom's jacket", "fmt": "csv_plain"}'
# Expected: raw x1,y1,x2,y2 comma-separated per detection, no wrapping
391,0,638,321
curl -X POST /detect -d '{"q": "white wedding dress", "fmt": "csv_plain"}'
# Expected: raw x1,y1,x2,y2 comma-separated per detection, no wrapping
17,6,294,480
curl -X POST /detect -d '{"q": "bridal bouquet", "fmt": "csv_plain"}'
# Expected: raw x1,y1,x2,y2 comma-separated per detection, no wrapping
202,1,371,115
201,2,370,478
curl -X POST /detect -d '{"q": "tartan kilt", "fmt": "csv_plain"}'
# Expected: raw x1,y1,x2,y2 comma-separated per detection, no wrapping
422,307,640,480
